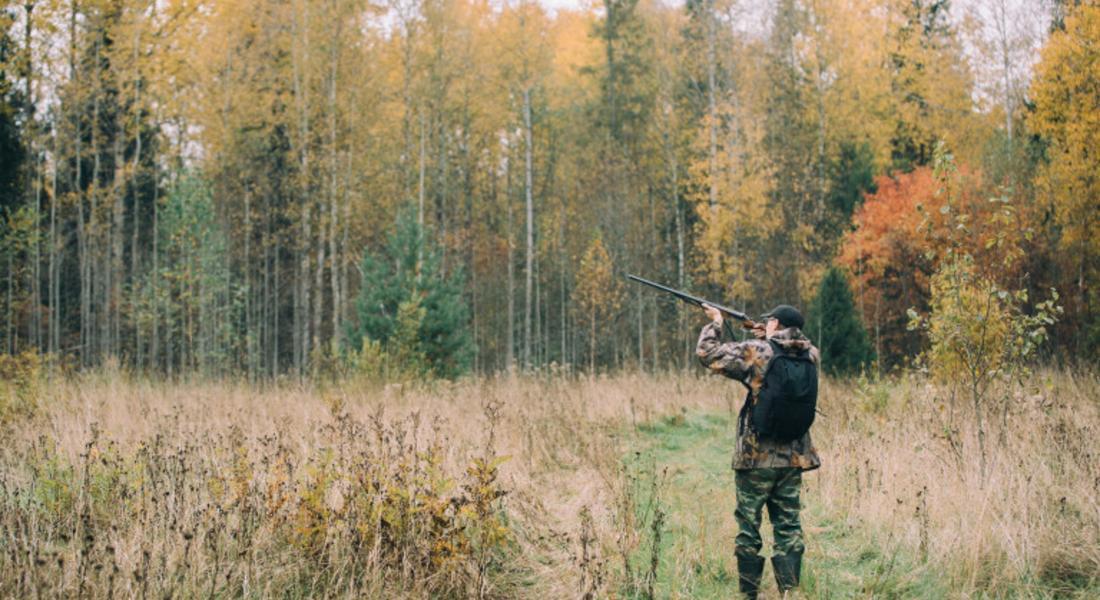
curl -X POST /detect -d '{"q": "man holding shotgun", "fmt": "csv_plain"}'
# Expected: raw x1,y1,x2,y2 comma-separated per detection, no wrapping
697,302,820,599
627,275,821,598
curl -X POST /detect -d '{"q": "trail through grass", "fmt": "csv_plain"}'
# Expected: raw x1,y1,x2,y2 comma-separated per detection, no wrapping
625,411,948,599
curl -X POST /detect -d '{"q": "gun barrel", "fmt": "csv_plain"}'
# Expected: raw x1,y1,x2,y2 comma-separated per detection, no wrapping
626,274,751,323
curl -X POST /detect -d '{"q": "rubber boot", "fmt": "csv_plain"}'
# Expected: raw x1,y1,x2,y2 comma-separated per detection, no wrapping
772,551,802,593
736,554,765,600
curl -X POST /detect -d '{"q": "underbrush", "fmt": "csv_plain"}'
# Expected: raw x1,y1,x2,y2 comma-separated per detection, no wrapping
0,350,45,423
0,371,724,598
1,405,513,598
816,369,1100,597
0,369,1096,597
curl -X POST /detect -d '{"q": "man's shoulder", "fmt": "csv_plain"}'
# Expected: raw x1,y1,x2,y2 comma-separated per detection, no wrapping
737,339,774,362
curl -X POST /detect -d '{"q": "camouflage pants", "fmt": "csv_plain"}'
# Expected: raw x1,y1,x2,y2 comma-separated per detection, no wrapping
734,467,804,558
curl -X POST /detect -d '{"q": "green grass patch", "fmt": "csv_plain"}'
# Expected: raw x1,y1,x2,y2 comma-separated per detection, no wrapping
623,411,948,599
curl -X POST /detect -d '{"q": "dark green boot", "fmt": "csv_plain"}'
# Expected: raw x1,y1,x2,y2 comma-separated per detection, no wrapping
736,554,765,599
772,551,802,593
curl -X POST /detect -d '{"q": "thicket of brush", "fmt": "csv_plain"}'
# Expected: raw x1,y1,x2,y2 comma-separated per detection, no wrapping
0,364,1096,597
814,370,1099,597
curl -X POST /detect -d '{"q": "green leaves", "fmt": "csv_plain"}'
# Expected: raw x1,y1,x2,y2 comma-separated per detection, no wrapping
350,209,472,380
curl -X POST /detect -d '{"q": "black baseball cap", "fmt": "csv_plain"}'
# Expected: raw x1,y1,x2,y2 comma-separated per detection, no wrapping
761,305,804,329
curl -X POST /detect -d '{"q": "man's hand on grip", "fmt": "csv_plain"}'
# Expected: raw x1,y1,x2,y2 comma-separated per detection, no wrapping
702,303,723,325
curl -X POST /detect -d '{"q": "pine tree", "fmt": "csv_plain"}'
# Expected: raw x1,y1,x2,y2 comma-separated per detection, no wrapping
0,8,25,214
350,209,472,379
808,266,875,376
828,141,876,224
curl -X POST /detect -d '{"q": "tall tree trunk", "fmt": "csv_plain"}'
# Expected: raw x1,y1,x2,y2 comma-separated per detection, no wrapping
589,309,595,373
671,154,687,366
70,1,87,365
312,210,325,372
534,251,542,366
417,110,426,277
263,208,272,374
6,253,12,354
523,86,534,370
707,2,717,211
603,0,618,140
292,0,312,377
151,166,159,370
91,30,103,364
328,27,341,354
48,132,58,356
244,191,253,377
130,128,142,367
995,0,1014,144
505,155,515,372
128,18,144,369
298,207,311,376
341,154,350,346
636,286,643,366
25,2,39,351
559,209,566,366
274,226,282,374
111,137,124,358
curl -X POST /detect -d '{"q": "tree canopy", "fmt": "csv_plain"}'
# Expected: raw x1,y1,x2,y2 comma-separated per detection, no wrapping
0,0,1090,376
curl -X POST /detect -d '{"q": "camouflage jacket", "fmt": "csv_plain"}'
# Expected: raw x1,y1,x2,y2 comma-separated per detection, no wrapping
696,321,822,472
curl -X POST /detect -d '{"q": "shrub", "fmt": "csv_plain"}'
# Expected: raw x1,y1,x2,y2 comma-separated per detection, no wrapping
909,143,1061,480
0,350,43,423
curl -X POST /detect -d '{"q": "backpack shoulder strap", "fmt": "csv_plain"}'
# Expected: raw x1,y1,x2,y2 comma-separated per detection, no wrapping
762,339,785,379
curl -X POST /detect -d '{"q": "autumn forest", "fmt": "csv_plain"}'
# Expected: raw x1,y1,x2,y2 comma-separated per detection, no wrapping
3,1,1100,598
0,0,1096,379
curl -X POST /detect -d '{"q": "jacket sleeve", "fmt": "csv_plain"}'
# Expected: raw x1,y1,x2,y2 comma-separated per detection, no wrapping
696,320,762,382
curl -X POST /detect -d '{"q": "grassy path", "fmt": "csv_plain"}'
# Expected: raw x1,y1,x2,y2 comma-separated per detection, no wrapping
624,411,942,599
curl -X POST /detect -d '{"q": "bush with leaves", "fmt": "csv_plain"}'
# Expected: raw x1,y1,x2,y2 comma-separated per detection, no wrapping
908,143,1061,480
0,350,43,423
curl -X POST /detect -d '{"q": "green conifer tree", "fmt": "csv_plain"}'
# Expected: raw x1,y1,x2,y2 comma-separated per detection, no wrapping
350,209,472,379
808,266,875,376
0,10,25,213
828,141,876,223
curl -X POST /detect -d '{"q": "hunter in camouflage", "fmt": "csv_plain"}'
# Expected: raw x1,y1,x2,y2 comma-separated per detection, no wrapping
696,319,822,471
696,303,820,599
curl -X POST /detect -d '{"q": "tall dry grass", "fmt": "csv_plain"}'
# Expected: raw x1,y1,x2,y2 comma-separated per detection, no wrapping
813,369,1100,596
0,371,728,598
0,367,1096,597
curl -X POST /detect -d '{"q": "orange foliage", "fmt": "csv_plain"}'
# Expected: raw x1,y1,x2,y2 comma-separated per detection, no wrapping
839,169,938,365
838,164,1027,366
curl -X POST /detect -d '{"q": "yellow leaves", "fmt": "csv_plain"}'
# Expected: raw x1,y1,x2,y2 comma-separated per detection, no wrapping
689,90,776,299
923,258,1011,383
808,0,895,167
1028,5,1100,260
884,0,979,165
495,1,554,88
0,350,44,424
548,9,601,108
573,237,622,320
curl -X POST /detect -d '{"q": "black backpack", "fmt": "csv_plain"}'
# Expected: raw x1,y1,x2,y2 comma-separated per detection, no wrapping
751,340,818,441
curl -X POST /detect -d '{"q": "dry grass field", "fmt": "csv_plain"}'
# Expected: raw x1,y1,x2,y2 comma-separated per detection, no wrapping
1,366,1097,598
